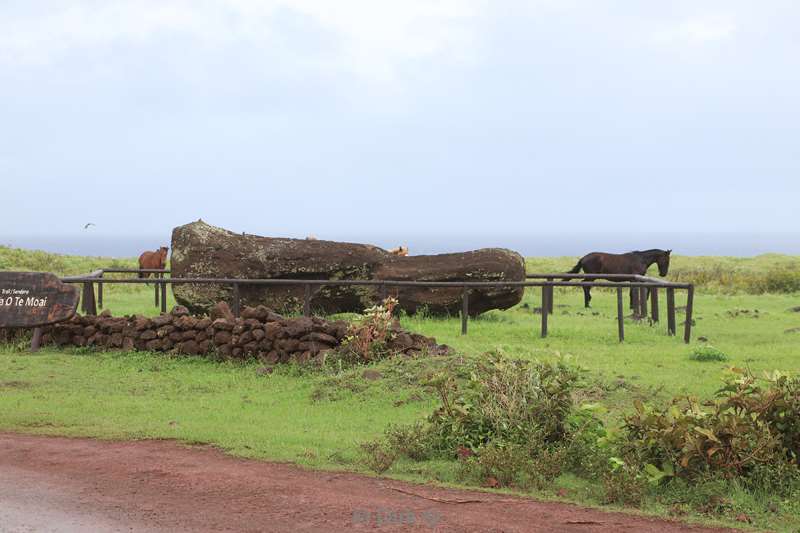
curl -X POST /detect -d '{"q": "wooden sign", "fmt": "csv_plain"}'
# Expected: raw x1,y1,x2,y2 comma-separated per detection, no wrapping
0,272,79,328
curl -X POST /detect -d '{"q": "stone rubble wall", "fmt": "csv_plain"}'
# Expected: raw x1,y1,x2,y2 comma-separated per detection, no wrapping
2,302,449,364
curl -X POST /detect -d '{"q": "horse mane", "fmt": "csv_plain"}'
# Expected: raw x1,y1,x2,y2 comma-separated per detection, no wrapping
631,248,667,255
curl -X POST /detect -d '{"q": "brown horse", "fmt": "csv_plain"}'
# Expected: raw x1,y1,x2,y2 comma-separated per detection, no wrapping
565,249,671,308
138,246,169,278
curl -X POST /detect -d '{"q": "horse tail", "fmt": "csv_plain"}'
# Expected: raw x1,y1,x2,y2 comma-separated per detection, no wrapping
563,259,583,281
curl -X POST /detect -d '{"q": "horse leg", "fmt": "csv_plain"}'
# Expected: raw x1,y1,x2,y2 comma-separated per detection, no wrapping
583,286,591,308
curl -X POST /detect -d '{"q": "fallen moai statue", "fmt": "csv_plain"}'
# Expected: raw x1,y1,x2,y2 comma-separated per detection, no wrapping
170,220,525,316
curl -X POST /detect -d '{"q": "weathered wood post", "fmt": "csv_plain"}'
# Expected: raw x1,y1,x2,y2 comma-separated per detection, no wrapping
684,285,694,344
639,286,648,320
667,287,676,336
617,287,625,342
82,282,97,316
461,286,469,335
154,273,160,308
160,276,167,313
98,271,104,309
650,286,659,323
30,327,43,352
541,283,549,338
303,283,311,317
232,283,241,317
546,277,554,314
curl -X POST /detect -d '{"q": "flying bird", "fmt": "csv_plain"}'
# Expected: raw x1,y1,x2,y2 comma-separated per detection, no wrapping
83,223,95,229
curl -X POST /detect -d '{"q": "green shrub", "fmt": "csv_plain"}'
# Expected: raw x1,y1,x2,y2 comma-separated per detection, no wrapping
718,370,800,462
424,354,579,453
359,440,396,474
689,346,728,362
384,422,433,462
368,354,604,488
458,440,566,490
602,457,649,506
762,269,800,293
622,369,800,484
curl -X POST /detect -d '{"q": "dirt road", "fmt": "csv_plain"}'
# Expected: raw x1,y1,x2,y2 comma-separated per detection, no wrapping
0,433,732,532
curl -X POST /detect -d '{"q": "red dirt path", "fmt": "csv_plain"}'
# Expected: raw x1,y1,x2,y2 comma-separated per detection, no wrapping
0,433,734,532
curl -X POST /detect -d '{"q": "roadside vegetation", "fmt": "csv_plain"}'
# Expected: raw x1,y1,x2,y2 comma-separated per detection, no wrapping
2,245,800,530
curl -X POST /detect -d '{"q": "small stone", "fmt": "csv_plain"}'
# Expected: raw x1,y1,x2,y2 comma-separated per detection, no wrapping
210,301,235,322
214,331,232,345
362,369,382,381
170,305,190,317
212,318,234,331
178,340,199,355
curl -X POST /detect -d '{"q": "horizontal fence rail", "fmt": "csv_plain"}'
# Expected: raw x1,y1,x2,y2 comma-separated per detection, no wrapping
62,269,695,344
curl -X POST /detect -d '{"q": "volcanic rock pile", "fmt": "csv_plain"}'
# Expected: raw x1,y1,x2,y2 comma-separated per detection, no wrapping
30,303,449,363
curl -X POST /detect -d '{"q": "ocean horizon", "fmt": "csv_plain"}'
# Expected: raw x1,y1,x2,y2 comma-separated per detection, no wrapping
2,232,798,259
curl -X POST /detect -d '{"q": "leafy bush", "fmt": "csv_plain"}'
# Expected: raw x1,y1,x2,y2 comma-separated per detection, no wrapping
334,298,398,365
364,358,800,521
366,354,601,488
359,440,396,474
458,440,566,490
384,422,433,462
760,269,800,294
622,369,800,484
602,457,649,506
689,346,728,362
719,370,800,462
424,354,579,453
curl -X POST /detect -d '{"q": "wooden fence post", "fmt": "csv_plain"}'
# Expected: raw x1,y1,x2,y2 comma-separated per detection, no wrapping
667,287,676,335
650,287,659,323
30,327,43,352
541,284,549,338
82,282,97,316
160,276,167,314
98,272,104,309
684,286,694,344
639,286,648,320
461,286,469,335
617,287,625,342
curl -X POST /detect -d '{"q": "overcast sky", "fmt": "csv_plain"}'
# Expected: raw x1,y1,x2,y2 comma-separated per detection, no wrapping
1,1,797,250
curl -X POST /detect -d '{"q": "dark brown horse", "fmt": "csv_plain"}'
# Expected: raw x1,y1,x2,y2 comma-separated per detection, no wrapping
138,246,169,278
565,249,671,308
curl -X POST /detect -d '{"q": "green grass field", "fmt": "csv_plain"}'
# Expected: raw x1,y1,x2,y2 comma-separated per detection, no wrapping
2,245,800,530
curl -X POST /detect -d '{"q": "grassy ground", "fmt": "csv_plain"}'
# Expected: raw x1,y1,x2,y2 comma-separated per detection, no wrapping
2,246,800,530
